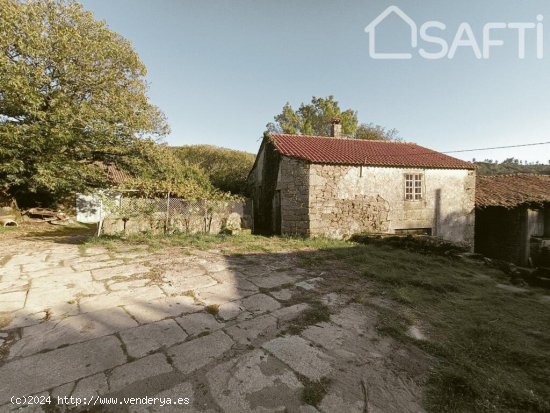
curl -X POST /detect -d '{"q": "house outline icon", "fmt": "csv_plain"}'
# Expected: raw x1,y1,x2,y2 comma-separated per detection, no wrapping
364,5,418,60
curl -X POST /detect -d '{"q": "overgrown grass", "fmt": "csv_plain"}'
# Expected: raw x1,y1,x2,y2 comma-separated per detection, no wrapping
287,300,331,335
83,232,550,411
84,231,351,254
330,244,550,412
0,222,94,242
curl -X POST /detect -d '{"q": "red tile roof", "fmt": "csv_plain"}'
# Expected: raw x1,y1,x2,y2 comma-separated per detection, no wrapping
91,161,130,185
269,134,475,170
476,174,550,208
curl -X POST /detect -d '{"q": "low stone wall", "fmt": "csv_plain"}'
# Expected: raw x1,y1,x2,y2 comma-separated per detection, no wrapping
101,199,252,236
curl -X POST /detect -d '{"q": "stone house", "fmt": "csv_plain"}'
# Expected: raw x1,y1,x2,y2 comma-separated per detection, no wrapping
248,123,476,245
475,174,550,266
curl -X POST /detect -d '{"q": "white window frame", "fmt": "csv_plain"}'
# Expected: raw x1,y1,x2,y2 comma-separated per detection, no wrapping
405,173,423,201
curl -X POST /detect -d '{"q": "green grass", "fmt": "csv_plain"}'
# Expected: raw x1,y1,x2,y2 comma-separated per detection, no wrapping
329,245,550,413
83,231,351,254
287,300,332,335
301,377,332,406
205,304,219,316
83,232,550,412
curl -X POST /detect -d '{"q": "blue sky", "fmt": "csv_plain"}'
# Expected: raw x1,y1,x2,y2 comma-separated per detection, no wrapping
80,0,550,162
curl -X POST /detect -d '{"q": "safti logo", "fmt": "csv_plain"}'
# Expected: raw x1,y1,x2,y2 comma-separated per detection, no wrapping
364,6,544,60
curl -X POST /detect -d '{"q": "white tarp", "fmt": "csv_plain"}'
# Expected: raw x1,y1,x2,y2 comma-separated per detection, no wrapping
76,193,102,223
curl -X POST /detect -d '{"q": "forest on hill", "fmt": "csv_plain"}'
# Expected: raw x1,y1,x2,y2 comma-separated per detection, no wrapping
474,158,550,176
172,145,255,197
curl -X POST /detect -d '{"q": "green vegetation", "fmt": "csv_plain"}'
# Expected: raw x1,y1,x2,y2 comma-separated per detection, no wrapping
0,0,223,207
287,300,332,335
267,95,399,140
475,158,550,176
301,377,332,407
173,145,255,196
86,232,550,412
115,140,224,200
83,231,350,254
205,304,219,316
327,244,550,413
0,0,168,205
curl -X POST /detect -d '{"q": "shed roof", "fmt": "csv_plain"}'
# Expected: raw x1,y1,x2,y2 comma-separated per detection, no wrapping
269,134,474,170
91,161,129,185
475,174,550,208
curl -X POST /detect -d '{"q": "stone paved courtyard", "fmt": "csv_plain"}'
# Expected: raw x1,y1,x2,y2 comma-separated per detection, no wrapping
0,232,427,413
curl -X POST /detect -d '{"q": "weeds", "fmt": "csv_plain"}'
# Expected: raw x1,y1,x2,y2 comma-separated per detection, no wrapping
339,244,550,412
79,230,550,412
84,232,351,254
145,266,164,285
287,300,331,334
301,376,331,406
0,312,12,329
205,304,219,316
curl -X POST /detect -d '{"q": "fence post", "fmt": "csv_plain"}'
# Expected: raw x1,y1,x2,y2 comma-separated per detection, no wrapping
165,191,170,234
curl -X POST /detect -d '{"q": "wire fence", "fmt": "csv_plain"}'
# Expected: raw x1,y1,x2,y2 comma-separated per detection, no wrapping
90,192,251,235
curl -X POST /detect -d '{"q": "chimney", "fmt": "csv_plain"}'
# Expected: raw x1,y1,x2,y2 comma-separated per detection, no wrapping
330,118,342,138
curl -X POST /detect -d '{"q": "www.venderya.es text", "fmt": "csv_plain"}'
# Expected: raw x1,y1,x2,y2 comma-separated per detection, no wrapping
11,395,190,407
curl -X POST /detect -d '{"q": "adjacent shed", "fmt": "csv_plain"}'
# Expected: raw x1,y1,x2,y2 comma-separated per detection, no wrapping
475,174,550,266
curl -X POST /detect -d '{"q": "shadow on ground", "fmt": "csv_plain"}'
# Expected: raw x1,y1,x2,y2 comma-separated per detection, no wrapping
1,231,549,412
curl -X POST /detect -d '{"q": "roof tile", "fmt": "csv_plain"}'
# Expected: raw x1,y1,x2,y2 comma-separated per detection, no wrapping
476,174,550,208
269,134,474,170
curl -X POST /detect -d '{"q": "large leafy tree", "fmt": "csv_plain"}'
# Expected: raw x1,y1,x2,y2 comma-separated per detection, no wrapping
267,96,400,141
0,0,169,205
266,96,358,136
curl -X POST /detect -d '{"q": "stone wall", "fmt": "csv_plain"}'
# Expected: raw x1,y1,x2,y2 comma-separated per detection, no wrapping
254,151,476,244
277,157,310,235
306,164,475,245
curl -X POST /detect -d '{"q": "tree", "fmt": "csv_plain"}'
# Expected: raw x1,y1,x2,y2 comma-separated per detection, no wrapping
0,0,169,205
266,96,358,136
474,158,550,176
173,145,255,196
266,96,400,140
355,123,400,141
116,140,219,200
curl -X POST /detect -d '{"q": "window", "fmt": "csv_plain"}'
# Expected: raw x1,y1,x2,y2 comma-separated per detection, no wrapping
405,174,422,200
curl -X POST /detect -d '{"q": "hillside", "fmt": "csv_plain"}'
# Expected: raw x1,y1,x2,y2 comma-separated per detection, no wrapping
172,145,256,196
475,159,550,176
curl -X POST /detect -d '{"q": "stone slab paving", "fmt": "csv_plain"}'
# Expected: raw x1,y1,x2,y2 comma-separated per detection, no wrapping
119,319,188,358
225,314,278,345
123,295,203,324
92,263,150,281
109,353,173,392
9,307,138,358
1,291,27,312
0,335,125,405
175,313,223,337
167,331,234,374
0,234,426,412
262,335,333,381
206,349,304,413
